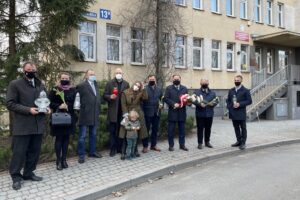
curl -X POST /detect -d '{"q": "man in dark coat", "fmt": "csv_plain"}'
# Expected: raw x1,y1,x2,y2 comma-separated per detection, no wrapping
103,68,129,157
194,78,218,149
164,75,189,151
226,75,252,150
142,75,163,153
76,69,102,163
6,62,50,190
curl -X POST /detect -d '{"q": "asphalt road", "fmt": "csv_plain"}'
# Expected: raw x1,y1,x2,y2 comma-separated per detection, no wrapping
104,144,300,200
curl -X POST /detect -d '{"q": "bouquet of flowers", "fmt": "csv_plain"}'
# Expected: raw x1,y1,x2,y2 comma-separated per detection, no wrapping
202,96,220,107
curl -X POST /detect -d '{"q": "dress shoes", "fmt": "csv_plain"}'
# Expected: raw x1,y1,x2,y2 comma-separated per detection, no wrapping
23,174,43,182
110,149,116,157
134,152,140,157
197,144,203,149
121,154,126,160
56,160,63,171
89,152,102,158
231,142,240,147
150,146,161,152
205,142,213,148
142,147,149,153
168,146,174,151
180,145,189,151
239,144,246,150
12,181,21,190
78,157,85,164
62,160,68,169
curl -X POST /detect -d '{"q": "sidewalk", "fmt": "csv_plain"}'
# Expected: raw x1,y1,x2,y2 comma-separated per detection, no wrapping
0,119,299,200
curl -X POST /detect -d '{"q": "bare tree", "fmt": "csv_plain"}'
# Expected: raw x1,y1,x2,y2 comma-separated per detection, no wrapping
120,0,186,88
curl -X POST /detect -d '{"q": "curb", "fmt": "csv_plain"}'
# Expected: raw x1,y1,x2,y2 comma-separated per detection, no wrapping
66,139,300,200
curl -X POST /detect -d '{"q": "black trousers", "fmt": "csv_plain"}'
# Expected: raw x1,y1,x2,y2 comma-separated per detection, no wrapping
55,134,70,161
9,134,43,182
196,117,213,144
109,122,122,152
232,120,247,145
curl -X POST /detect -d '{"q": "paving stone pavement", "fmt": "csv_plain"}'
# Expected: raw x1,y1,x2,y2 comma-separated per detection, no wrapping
0,118,299,200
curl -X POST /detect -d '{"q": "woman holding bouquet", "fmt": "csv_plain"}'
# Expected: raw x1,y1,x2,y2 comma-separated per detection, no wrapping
49,72,77,170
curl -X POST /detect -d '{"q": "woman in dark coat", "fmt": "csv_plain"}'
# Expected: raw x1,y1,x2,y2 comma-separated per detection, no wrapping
49,72,77,170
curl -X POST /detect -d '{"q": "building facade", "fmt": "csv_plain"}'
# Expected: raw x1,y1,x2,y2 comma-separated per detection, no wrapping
66,0,300,118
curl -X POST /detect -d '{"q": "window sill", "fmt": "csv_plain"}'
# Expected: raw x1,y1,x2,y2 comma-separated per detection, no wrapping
267,72,274,75
131,62,146,67
211,68,222,72
175,66,187,69
241,70,250,73
255,21,264,25
227,14,236,18
83,59,97,63
240,17,249,21
267,24,275,27
211,11,222,15
106,61,123,65
193,8,204,11
278,26,285,29
175,4,187,8
193,67,204,71
227,69,236,72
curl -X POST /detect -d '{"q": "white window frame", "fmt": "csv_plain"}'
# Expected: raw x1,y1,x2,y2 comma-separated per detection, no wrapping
193,0,203,10
240,0,248,19
255,0,262,23
255,47,262,71
211,40,221,70
266,0,273,25
106,25,122,64
175,0,186,6
226,43,235,71
267,49,274,74
192,38,203,69
131,28,144,65
226,0,234,17
211,0,220,13
240,44,249,71
78,21,96,62
175,35,186,69
278,3,284,28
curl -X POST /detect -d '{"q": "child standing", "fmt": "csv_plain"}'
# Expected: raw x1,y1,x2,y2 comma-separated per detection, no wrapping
122,110,140,160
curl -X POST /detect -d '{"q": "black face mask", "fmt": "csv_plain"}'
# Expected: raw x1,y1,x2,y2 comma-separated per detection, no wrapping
201,84,208,89
24,71,36,79
235,82,241,87
173,80,180,86
60,80,70,86
149,81,156,86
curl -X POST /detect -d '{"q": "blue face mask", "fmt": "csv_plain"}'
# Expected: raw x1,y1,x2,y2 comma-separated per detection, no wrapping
88,75,96,82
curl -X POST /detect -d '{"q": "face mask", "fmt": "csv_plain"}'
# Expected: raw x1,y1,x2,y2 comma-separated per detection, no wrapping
116,74,123,80
235,82,241,87
149,81,155,86
88,75,96,82
24,71,36,79
133,85,139,91
60,80,70,86
201,84,208,89
173,80,180,86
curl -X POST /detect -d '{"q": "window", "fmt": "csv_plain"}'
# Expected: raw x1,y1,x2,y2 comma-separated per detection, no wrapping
193,38,203,69
175,0,186,6
175,35,186,68
278,3,284,27
267,49,274,74
240,45,248,71
131,28,144,64
106,25,121,63
211,40,221,69
79,21,96,62
266,0,273,25
193,0,203,10
255,47,262,71
211,0,220,13
226,0,234,16
255,0,262,23
227,43,235,70
240,0,247,19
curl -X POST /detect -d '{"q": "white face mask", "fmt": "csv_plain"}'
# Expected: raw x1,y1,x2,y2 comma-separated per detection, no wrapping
133,85,139,91
116,74,123,80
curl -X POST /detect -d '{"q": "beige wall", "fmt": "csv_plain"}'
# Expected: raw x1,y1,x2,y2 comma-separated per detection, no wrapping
67,0,297,90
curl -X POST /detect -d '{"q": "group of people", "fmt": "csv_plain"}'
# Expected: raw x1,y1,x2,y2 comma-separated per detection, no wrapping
6,61,252,190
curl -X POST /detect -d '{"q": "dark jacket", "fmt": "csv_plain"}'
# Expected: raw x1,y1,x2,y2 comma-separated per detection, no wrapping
103,78,130,123
143,85,163,117
164,84,188,122
226,85,252,121
6,77,47,136
76,80,101,126
194,88,217,118
49,86,77,135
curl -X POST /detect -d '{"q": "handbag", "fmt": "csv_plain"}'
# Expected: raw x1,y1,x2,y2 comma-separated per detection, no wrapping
51,112,72,127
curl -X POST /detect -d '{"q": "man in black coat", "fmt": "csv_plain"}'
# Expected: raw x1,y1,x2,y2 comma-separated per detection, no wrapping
6,62,50,190
142,75,163,152
226,75,252,150
103,68,129,157
76,69,102,163
164,75,189,151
